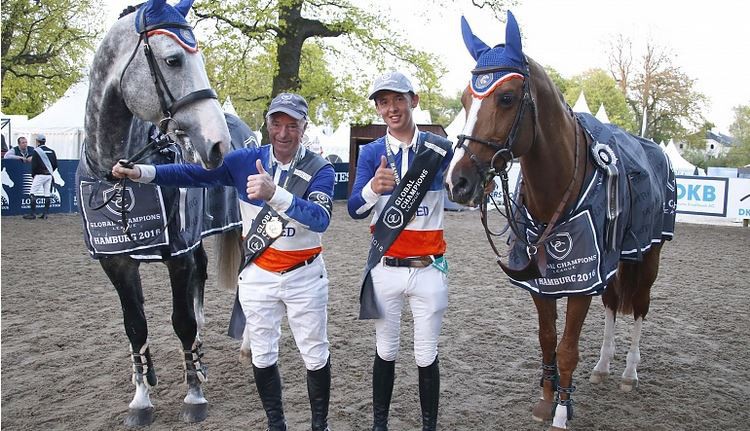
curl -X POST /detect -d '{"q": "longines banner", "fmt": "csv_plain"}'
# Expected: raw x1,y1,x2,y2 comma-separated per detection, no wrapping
1,159,78,216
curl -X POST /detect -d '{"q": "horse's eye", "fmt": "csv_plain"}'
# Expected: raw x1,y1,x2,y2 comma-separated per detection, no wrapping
165,56,182,67
499,93,514,107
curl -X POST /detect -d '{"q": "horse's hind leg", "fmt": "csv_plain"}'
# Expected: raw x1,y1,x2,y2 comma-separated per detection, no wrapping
590,276,621,384
166,245,209,423
621,243,662,392
100,255,157,427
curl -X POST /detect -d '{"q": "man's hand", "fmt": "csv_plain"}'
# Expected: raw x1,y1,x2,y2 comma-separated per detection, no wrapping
247,159,276,201
371,155,396,194
24,156,31,163
111,160,142,179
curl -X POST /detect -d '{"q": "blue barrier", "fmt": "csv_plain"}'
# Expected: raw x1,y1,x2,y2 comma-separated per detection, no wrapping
1,160,352,217
1,159,79,216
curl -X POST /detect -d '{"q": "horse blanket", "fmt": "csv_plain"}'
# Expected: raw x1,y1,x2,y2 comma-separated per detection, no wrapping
506,112,676,297
77,113,254,260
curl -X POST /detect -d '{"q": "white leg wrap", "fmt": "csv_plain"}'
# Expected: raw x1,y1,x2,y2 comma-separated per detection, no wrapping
622,317,643,381
593,307,616,374
551,403,569,429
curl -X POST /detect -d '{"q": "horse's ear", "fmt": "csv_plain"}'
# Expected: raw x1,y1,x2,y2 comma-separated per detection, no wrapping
144,0,166,12
504,11,524,65
461,16,490,61
174,0,196,17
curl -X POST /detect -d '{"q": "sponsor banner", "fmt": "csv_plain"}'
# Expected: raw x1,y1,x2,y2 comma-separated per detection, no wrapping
727,177,750,219
332,162,348,200
675,176,728,216
1,159,78,215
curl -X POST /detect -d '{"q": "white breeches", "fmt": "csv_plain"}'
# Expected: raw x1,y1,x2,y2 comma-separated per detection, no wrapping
371,263,448,367
238,256,330,370
30,174,52,197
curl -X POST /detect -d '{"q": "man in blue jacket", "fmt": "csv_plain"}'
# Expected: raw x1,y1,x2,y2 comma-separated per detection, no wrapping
113,93,334,431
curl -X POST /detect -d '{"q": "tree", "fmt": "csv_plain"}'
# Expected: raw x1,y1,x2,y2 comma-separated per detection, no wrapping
193,0,512,129
724,104,750,167
1,0,103,116
563,68,636,132
608,36,706,144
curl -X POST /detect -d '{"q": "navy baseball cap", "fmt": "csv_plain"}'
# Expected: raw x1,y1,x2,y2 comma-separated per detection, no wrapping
267,93,308,120
368,71,415,100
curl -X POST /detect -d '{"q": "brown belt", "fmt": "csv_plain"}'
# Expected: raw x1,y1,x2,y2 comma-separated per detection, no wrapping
382,254,442,268
279,254,320,274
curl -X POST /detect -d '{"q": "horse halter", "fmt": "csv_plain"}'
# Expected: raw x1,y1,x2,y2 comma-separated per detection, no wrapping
455,66,538,183
120,12,218,135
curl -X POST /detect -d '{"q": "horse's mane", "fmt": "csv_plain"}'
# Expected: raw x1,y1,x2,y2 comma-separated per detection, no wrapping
119,3,144,19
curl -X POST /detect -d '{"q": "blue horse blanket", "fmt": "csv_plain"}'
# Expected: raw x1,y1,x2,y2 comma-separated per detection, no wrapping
77,113,254,260
506,113,676,297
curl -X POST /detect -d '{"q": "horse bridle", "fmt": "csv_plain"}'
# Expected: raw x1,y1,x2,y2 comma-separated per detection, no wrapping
454,66,538,184
455,65,585,280
120,11,218,137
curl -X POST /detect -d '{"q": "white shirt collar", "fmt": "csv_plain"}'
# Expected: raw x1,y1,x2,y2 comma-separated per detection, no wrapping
270,144,306,169
386,125,420,153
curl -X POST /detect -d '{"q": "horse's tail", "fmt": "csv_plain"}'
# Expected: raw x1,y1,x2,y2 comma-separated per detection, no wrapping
214,228,242,291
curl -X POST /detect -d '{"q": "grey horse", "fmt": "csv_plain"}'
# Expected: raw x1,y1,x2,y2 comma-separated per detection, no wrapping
76,0,245,426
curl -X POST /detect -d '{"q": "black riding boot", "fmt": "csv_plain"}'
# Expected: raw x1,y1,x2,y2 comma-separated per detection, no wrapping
253,363,287,431
24,194,37,219
418,357,440,431
372,353,395,431
41,197,50,219
307,357,331,431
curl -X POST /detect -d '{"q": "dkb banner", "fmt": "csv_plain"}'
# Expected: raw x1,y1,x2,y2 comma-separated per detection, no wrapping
1,159,79,216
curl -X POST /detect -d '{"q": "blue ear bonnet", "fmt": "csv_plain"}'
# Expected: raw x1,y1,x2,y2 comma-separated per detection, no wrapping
135,0,197,51
462,11,527,97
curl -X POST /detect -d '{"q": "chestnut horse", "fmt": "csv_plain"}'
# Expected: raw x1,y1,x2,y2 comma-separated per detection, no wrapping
444,12,676,430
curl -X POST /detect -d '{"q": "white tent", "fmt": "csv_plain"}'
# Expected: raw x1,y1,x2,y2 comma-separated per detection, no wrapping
413,104,432,124
319,123,351,162
445,108,466,142
13,79,88,160
664,139,705,175
595,103,610,123
222,96,238,116
572,91,591,114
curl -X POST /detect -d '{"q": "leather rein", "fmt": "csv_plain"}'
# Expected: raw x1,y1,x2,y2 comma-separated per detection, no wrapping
455,65,584,281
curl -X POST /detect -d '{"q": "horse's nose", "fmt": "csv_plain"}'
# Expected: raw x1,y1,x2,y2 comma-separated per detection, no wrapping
206,141,226,168
446,175,474,205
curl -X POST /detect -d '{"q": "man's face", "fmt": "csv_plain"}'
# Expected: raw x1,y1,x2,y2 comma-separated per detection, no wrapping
268,112,305,163
374,91,418,134
18,138,27,149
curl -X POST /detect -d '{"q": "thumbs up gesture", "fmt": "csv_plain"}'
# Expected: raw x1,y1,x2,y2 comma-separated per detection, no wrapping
247,159,276,201
371,155,396,194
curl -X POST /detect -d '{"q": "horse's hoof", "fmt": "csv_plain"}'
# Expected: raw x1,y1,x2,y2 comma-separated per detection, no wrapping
620,377,638,392
532,398,555,422
239,348,252,365
179,402,208,423
549,426,568,431
590,370,609,384
124,407,154,427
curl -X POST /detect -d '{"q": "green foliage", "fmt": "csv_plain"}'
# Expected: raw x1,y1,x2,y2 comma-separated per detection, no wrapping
193,0,513,131
723,104,750,167
1,0,103,116
556,68,636,132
